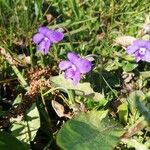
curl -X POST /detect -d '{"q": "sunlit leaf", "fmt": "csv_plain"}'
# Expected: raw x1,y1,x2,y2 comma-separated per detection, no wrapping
122,139,149,150
122,61,138,72
11,103,40,143
13,94,22,106
50,74,104,101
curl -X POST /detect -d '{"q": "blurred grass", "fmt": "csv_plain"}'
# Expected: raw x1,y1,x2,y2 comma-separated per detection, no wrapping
0,0,150,55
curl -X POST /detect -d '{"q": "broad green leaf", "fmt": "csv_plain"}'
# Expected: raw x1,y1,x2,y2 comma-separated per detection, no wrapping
56,111,124,150
11,103,40,143
0,131,28,150
136,99,150,123
128,91,145,116
50,74,104,101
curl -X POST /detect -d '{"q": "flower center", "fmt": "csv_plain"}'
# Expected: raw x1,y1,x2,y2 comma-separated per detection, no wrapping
44,37,49,41
139,48,146,55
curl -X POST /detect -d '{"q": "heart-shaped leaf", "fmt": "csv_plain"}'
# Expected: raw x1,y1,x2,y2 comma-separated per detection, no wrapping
56,110,124,150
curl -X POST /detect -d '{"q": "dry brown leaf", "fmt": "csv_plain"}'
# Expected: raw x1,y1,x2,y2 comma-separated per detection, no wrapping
96,32,106,41
51,100,71,118
46,14,54,23
114,36,136,47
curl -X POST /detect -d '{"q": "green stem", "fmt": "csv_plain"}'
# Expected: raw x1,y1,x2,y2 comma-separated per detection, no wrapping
68,89,75,105
40,53,45,67
11,64,28,90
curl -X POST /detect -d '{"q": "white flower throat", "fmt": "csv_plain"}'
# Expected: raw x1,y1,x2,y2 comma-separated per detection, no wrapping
72,64,77,71
139,48,146,55
44,37,49,41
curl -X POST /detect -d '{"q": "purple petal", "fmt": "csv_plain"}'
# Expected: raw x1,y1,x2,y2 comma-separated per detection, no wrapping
133,40,148,47
64,68,75,79
44,40,51,54
134,51,142,62
143,50,150,62
38,40,46,52
37,39,51,54
38,27,50,35
32,33,44,44
64,68,81,85
74,58,92,73
67,52,80,63
72,70,81,85
126,45,139,54
136,56,142,62
59,61,72,70
46,30,64,43
145,41,150,50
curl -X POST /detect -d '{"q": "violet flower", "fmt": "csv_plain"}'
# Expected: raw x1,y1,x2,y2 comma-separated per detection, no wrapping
33,26,64,54
59,52,92,85
126,40,150,62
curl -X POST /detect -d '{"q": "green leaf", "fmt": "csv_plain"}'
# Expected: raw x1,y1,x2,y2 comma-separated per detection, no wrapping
122,139,149,150
50,75,104,101
118,101,128,124
0,131,28,150
56,111,124,150
140,71,150,79
13,94,22,106
136,99,150,123
11,103,40,143
122,61,138,72
128,91,145,115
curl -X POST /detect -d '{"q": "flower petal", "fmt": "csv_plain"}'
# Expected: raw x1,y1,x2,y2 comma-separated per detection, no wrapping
32,33,44,44
38,40,46,53
67,52,80,63
64,68,81,85
46,30,64,43
38,26,50,35
59,61,72,70
126,45,139,54
44,40,51,54
64,68,75,79
74,58,92,73
134,51,142,62
37,39,51,55
143,50,150,62
145,41,150,50
133,40,148,47
72,70,81,85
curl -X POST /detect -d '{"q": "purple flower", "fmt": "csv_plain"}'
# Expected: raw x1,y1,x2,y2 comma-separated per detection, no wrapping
59,52,92,85
126,40,150,62
32,26,64,54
